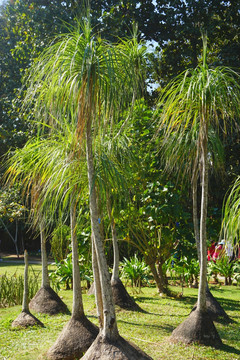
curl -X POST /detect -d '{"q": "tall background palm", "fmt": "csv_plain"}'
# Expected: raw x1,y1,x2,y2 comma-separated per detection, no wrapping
161,119,232,321
20,19,151,359
156,34,240,345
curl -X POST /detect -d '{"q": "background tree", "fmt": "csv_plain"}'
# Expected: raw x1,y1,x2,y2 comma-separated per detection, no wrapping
0,186,26,256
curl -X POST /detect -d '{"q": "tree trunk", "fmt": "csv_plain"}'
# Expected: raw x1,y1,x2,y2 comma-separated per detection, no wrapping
197,121,208,312
157,260,169,292
86,119,119,341
70,199,84,319
92,237,104,328
15,220,19,258
22,249,29,312
192,157,200,261
106,194,120,283
147,259,165,295
40,225,50,288
0,218,19,257
111,221,119,282
29,224,69,315
46,201,98,359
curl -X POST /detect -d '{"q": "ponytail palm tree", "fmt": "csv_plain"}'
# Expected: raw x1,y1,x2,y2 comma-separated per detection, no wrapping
156,35,240,346
6,138,70,316
95,135,143,311
6,126,99,358
161,121,231,321
12,250,44,328
22,20,151,359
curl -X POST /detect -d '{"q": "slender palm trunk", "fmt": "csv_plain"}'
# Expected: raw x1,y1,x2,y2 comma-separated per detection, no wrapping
70,200,84,319
192,157,211,294
111,220,119,282
15,220,19,258
22,249,29,312
92,237,104,328
86,119,119,340
192,157,200,261
106,194,120,283
197,121,208,312
40,225,50,288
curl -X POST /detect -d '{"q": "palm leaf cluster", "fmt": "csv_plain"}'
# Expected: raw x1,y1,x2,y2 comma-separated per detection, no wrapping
222,176,240,243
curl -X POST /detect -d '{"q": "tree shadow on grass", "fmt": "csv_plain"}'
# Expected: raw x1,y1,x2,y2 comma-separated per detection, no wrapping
117,318,175,334
221,343,240,357
132,296,161,303
209,296,240,312
135,295,197,305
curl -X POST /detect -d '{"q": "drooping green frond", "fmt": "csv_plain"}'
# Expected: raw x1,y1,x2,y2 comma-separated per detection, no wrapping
22,20,139,141
161,123,225,184
222,176,240,243
157,64,240,140
4,124,87,231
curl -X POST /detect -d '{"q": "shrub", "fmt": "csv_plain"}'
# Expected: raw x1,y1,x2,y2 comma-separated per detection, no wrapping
49,253,93,290
232,260,240,286
208,256,237,285
120,254,151,289
165,255,199,289
0,272,40,308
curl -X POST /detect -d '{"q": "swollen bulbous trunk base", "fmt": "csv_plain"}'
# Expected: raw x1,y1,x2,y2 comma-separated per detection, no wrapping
47,315,98,360
170,309,222,347
111,278,145,312
29,286,69,315
81,333,153,360
12,310,44,328
192,288,232,323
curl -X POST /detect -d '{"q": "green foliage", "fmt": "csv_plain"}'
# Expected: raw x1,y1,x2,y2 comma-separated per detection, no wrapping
166,255,199,288
222,175,240,243
50,252,93,290
50,254,73,290
0,186,27,255
50,225,71,263
119,100,192,262
0,186,26,223
232,261,240,286
0,271,39,308
120,254,152,289
148,1,240,85
207,257,238,285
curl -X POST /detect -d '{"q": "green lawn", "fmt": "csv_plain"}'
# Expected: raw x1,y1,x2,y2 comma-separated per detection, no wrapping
0,259,55,278
0,263,239,360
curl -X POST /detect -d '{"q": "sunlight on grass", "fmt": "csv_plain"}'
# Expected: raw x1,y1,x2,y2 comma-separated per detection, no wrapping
0,282,239,359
